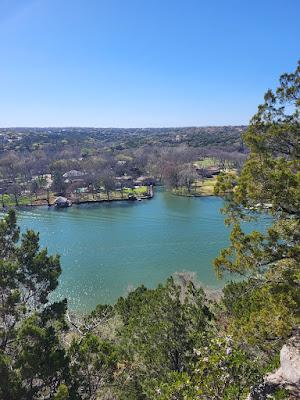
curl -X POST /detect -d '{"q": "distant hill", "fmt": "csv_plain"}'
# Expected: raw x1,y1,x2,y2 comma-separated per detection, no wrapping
0,126,247,152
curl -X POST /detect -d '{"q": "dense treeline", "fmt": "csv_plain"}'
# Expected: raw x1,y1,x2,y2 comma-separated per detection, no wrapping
0,64,299,399
0,125,246,206
0,126,246,153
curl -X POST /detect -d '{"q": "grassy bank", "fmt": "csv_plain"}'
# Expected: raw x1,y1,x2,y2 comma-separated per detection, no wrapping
0,193,54,207
0,186,150,208
71,186,149,203
173,176,218,197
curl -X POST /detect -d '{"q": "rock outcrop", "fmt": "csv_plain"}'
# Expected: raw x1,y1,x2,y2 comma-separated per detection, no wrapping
248,329,300,399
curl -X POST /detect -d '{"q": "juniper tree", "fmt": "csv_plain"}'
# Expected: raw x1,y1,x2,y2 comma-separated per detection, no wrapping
214,61,300,350
0,210,69,399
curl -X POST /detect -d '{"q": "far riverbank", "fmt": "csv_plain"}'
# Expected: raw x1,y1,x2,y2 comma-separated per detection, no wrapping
0,185,153,209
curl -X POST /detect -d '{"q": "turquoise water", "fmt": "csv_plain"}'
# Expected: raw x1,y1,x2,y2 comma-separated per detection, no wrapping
17,191,268,312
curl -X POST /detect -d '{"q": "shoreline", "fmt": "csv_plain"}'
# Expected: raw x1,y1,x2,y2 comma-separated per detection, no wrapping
0,186,221,211
0,188,154,210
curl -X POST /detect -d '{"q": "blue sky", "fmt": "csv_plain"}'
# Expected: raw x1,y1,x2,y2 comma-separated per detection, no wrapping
0,0,299,127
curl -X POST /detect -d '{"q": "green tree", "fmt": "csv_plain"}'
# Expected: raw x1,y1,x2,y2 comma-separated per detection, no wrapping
115,278,213,399
54,384,69,400
145,337,261,400
0,210,70,399
68,334,118,399
214,62,300,351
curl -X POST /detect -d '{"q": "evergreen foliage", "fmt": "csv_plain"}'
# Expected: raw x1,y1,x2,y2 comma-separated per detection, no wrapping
214,61,300,354
1,62,299,399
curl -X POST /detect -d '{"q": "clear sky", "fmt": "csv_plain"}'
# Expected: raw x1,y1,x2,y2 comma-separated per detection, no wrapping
0,0,299,127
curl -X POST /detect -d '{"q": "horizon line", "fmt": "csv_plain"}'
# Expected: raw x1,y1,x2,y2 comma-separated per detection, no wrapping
0,124,248,130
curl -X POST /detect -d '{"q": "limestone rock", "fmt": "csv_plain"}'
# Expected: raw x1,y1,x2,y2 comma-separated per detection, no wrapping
248,329,300,399
267,333,300,387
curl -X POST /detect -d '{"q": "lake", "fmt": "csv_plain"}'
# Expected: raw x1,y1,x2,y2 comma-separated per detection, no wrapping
17,190,267,312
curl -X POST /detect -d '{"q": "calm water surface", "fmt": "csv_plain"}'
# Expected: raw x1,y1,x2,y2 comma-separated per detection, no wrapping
17,191,267,312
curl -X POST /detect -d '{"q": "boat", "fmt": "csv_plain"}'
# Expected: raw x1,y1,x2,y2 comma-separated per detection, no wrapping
128,193,137,201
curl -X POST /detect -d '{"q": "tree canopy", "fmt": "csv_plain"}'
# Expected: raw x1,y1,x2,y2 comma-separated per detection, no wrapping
214,62,300,353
